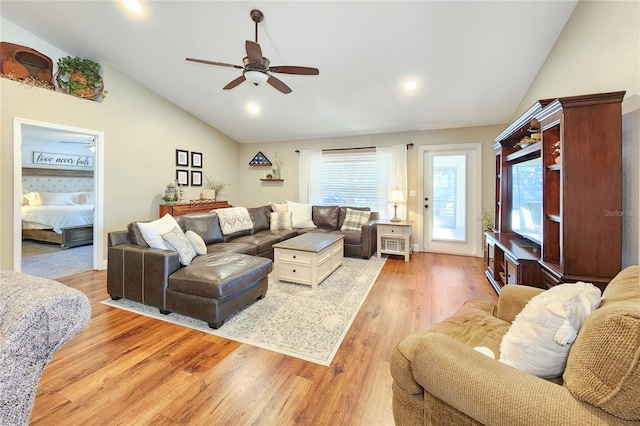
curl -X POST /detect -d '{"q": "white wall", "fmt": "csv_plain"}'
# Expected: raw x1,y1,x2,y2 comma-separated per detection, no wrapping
1,20,241,270
512,0,640,266
236,124,503,251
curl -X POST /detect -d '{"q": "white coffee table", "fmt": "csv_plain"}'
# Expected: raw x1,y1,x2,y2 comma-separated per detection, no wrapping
272,233,344,288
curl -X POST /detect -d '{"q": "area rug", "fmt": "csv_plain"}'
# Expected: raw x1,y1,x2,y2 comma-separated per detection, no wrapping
101,255,386,366
22,243,93,279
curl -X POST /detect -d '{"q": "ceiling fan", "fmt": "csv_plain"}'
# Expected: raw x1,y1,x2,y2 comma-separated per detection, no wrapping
186,9,319,94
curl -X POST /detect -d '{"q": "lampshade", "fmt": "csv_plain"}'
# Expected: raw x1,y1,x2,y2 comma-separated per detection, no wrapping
244,70,269,85
388,188,406,204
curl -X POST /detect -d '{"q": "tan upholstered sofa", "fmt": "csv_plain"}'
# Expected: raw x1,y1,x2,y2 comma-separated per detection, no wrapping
391,265,640,425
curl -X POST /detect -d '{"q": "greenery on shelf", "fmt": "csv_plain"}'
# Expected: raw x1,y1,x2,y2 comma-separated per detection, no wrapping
162,194,179,203
55,56,107,99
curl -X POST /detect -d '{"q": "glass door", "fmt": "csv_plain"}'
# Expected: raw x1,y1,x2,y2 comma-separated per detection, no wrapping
423,144,481,256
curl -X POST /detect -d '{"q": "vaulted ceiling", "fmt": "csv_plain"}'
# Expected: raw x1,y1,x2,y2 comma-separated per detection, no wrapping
1,1,578,143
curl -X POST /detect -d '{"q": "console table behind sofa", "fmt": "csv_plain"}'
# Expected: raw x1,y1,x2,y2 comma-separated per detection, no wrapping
159,201,231,217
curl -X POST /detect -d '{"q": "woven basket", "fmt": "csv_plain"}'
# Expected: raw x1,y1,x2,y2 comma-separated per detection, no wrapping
55,70,104,100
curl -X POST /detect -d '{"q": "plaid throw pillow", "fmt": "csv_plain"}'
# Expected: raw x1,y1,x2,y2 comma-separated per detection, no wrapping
341,208,371,232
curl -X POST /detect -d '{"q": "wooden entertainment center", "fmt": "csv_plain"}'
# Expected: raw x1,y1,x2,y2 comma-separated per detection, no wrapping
485,91,625,294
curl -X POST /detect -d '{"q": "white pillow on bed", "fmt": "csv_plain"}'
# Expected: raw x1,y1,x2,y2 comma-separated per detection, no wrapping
72,191,94,205
25,191,77,206
24,191,41,206
38,192,76,206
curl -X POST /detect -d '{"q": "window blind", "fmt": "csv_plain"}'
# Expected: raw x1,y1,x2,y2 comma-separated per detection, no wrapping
309,150,379,208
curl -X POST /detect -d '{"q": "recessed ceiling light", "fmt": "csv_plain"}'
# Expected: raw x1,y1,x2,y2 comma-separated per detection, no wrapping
404,80,418,91
123,0,142,13
246,103,261,115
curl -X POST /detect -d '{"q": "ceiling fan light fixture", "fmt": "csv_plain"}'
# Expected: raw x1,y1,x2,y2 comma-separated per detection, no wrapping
244,70,268,86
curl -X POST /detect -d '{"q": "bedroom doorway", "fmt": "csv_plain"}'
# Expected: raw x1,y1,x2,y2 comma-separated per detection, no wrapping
13,118,105,276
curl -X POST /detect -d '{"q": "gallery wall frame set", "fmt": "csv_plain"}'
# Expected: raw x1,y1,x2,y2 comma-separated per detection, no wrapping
175,149,203,186
176,169,189,186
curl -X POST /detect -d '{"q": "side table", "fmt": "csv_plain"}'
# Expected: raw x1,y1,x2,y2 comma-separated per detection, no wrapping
377,220,413,262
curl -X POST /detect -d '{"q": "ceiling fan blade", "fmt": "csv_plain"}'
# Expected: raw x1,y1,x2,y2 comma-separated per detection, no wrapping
268,66,319,76
223,75,246,90
267,75,292,94
245,40,263,64
186,58,243,69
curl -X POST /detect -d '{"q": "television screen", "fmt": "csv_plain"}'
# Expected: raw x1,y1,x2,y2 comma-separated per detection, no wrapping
510,157,543,244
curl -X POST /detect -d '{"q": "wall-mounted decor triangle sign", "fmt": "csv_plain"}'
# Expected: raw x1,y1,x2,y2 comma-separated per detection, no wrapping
249,151,272,166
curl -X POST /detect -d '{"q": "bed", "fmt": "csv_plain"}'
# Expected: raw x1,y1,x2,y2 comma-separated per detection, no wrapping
21,167,94,249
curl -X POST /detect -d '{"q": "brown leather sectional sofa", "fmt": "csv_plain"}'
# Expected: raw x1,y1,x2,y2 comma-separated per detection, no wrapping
107,205,378,328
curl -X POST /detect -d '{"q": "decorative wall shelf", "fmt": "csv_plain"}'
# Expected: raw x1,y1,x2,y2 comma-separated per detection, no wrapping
260,179,283,182
249,151,272,166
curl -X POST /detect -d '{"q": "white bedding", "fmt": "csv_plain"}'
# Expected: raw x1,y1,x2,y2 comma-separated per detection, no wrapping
21,205,94,234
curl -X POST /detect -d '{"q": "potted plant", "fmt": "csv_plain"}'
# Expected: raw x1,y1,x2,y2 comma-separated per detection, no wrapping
482,208,495,262
55,56,106,100
204,176,231,200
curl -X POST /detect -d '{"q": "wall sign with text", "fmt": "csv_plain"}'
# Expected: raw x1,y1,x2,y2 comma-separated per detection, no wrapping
33,151,94,168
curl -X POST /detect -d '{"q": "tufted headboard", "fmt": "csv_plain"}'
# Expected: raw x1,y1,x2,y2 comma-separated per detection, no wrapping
22,167,94,193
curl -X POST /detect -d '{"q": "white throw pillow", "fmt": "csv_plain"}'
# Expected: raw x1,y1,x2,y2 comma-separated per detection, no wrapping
286,200,315,228
270,202,288,213
341,208,371,231
162,226,196,266
499,282,602,378
270,212,293,230
185,230,207,255
137,214,180,250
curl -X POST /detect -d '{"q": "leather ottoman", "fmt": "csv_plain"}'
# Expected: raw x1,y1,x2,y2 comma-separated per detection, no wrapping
166,252,272,328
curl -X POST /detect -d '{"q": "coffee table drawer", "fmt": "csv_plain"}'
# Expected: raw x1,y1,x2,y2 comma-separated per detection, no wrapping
275,250,313,264
277,262,311,285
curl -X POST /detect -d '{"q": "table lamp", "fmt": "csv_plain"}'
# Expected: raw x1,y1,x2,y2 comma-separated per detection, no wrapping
388,188,406,222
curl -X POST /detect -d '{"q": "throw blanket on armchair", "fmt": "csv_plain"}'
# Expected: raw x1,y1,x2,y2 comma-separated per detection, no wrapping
216,207,253,235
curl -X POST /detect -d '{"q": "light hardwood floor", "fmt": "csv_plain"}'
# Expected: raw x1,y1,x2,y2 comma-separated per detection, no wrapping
31,252,497,426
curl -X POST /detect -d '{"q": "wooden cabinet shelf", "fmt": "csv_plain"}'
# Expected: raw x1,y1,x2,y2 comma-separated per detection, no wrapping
485,231,541,292
488,91,625,293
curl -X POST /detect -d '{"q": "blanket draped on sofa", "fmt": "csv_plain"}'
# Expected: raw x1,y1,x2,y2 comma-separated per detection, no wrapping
216,207,253,235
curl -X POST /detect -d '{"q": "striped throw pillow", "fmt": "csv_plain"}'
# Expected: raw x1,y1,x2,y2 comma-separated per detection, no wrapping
270,212,293,230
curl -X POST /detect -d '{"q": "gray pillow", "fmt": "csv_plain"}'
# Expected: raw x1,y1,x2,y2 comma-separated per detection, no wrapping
162,226,196,265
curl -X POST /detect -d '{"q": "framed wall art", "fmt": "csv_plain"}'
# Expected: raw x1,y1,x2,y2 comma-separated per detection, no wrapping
176,169,189,186
191,170,202,186
176,149,189,167
191,151,202,168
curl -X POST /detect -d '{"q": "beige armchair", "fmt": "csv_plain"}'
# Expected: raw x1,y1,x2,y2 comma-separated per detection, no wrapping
391,265,639,425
